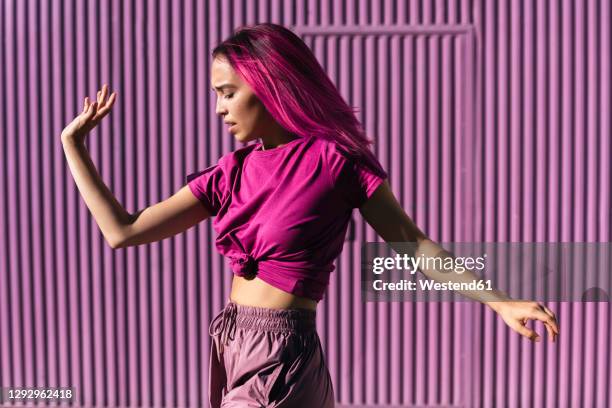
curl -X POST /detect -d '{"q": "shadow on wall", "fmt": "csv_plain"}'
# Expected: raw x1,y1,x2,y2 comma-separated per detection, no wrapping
581,287,609,301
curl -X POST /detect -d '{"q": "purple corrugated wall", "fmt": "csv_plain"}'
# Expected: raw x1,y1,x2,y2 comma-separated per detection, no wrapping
0,0,609,407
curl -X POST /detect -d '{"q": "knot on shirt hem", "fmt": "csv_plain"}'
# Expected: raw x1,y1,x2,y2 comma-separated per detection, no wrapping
227,252,257,278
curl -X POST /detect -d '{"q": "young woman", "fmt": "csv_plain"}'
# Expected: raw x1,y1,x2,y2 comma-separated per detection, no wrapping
61,23,559,408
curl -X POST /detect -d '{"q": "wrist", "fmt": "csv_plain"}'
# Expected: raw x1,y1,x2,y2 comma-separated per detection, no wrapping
485,301,506,313
61,133,84,147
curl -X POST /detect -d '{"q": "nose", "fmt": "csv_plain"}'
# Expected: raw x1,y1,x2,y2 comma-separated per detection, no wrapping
215,98,228,116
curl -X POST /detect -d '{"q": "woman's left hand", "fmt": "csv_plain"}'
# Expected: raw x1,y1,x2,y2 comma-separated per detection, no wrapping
487,300,559,343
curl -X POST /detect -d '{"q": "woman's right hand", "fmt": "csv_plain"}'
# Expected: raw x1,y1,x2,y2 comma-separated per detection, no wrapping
61,84,117,145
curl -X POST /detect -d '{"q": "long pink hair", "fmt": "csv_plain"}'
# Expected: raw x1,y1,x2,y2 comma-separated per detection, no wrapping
212,23,387,179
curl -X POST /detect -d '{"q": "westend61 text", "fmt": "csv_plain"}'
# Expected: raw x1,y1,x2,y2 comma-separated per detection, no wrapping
372,279,494,291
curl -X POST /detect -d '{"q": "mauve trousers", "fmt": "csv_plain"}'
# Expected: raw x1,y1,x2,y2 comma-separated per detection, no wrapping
208,300,335,407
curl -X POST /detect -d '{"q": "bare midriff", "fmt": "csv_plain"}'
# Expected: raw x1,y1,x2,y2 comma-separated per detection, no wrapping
230,275,318,311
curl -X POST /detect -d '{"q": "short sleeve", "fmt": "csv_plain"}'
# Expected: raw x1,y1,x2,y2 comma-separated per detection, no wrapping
324,142,388,209
185,157,227,216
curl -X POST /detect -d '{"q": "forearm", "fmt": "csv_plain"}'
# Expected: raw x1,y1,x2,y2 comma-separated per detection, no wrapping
417,239,512,308
61,138,131,247
389,238,512,310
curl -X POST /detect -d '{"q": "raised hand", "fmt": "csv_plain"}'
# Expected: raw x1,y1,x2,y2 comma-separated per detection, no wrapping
61,84,117,145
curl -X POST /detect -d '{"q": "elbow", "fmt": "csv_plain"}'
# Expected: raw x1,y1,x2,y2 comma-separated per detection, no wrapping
107,237,122,250
108,215,136,249
109,239,124,249
107,232,129,249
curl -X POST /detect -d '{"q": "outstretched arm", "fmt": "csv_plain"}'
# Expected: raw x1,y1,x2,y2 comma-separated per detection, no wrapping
359,180,559,343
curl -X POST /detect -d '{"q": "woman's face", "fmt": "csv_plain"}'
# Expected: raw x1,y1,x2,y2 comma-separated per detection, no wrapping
210,56,280,144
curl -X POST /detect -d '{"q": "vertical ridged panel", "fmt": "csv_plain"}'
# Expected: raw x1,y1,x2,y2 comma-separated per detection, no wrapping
1,1,610,407
297,25,475,406
472,1,612,408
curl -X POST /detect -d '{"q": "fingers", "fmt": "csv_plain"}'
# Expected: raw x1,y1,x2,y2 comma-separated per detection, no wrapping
518,316,553,342
89,84,114,109
532,304,559,343
97,84,108,105
99,91,117,114
86,101,98,119
83,96,96,113
513,320,540,342
525,303,559,343
540,304,559,343
540,305,560,334
95,85,115,111
88,84,117,122
543,321,555,343
98,84,106,104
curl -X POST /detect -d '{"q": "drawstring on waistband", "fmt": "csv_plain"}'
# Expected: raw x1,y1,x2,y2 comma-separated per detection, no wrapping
208,302,238,354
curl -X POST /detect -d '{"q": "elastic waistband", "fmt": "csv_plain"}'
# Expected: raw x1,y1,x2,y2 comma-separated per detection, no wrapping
229,300,317,333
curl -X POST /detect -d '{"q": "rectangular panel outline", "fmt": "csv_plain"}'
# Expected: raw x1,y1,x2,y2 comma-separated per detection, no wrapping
290,25,478,408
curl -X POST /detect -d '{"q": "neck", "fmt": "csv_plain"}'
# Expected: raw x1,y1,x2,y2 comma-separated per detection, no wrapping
260,132,299,150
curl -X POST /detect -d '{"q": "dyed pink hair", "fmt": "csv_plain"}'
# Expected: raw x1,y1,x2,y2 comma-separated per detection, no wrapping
212,23,387,179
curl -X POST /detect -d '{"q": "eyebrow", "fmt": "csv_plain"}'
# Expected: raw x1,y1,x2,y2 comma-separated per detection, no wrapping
211,83,237,91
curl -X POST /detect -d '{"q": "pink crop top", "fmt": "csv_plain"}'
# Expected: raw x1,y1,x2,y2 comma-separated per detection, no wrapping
185,135,387,301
